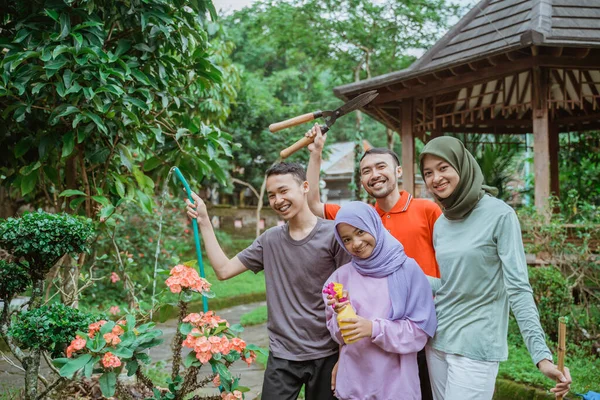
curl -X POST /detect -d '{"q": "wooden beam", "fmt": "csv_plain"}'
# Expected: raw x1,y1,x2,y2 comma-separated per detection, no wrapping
551,47,564,57
373,58,535,104
532,68,550,214
401,101,415,195
549,125,560,198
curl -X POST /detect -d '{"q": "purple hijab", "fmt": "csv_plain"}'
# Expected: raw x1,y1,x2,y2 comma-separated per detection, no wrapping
334,201,437,337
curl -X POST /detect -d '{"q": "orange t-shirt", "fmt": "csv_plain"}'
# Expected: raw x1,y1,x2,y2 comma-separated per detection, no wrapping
324,191,442,278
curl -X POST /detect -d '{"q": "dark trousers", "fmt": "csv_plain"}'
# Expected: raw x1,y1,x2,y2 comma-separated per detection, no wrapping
419,348,434,400
261,352,338,400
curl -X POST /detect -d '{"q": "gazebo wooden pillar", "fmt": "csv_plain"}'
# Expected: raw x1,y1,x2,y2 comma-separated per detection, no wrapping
333,0,600,212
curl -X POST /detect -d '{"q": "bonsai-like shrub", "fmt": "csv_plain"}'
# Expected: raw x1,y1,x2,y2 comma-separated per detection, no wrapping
0,211,94,280
9,303,99,358
0,260,30,301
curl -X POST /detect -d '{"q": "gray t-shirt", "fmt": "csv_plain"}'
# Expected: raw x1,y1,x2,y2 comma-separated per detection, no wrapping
237,218,350,361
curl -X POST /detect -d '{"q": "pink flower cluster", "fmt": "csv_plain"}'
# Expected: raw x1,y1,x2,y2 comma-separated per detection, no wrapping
103,324,124,346
183,311,228,333
221,391,243,400
102,352,122,368
65,320,127,360
110,272,120,283
181,311,255,366
66,335,87,358
165,264,212,294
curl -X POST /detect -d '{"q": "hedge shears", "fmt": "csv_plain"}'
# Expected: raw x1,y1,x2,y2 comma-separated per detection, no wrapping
270,90,379,159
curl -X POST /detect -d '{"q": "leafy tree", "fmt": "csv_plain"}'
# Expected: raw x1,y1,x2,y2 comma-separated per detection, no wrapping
221,0,459,199
0,0,237,219
0,0,239,304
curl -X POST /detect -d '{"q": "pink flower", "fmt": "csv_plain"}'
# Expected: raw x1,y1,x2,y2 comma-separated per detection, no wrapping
102,352,122,368
213,375,221,387
242,350,257,367
66,335,87,358
88,320,107,338
165,265,211,294
231,338,246,353
221,391,243,400
109,305,120,315
110,272,120,283
103,332,121,346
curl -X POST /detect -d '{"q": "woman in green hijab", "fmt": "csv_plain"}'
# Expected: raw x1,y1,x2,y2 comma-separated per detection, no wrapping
419,136,571,400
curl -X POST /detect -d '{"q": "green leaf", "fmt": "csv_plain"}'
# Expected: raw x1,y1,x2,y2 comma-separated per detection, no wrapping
62,132,75,158
14,138,32,158
21,172,38,196
83,111,107,134
131,69,151,85
32,82,48,94
124,96,149,111
69,197,86,210
179,323,193,336
59,189,87,197
115,39,132,57
91,196,111,206
143,157,162,172
45,9,59,22
183,351,200,368
59,13,71,39
125,359,139,376
136,190,153,214
71,32,83,47
19,161,41,176
84,356,100,378
111,346,133,358
99,371,117,398
99,205,115,220
57,106,79,119
59,353,92,378
114,179,125,198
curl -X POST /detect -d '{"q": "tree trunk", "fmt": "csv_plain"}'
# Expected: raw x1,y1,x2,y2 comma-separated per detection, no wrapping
24,277,45,400
256,174,268,237
60,255,79,308
386,128,395,150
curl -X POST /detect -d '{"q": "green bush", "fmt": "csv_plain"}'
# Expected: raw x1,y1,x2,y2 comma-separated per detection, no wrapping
9,303,99,357
0,260,30,300
528,266,572,342
0,211,94,276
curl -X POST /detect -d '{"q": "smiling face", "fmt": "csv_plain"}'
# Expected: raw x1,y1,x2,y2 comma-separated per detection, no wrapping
421,154,460,199
266,173,308,221
359,153,402,199
336,222,376,259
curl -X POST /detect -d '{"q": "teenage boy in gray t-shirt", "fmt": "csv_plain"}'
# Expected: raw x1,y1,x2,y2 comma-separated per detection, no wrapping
186,162,350,400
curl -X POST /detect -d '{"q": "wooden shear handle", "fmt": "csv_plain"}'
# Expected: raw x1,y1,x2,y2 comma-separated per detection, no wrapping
269,111,323,133
279,125,329,159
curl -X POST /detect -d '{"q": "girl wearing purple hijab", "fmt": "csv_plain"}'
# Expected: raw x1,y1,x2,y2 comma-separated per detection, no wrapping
322,201,437,400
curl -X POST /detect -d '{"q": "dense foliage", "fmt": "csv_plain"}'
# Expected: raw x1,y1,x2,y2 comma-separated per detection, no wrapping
9,303,99,357
222,0,460,194
0,0,238,218
0,259,30,300
0,211,93,275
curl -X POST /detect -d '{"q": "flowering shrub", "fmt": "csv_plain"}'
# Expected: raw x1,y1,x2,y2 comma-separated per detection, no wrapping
9,303,98,358
53,264,263,399
165,264,212,295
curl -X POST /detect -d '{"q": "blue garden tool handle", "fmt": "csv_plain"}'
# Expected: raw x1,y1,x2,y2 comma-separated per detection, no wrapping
173,167,208,313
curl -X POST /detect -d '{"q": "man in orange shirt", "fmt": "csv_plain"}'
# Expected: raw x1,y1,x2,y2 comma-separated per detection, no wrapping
306,124,441,400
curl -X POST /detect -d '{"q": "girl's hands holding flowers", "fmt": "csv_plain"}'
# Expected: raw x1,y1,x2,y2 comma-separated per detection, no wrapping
326,290,350,313
340,315,373,342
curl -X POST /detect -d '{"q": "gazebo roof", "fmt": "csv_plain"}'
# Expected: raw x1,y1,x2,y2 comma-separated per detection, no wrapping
335,0,600,97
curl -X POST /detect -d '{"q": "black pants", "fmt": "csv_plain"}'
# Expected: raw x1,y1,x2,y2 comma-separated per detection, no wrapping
261,352,338,400
419,348,434,400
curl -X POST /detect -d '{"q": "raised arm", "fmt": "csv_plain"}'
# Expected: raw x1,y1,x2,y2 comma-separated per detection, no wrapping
306,123,327,218
186,192,248,280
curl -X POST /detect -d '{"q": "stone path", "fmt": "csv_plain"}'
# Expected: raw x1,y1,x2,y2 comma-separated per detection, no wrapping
0,301,268,399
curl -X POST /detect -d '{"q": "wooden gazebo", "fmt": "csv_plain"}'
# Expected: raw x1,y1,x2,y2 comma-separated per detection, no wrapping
334,0,600,210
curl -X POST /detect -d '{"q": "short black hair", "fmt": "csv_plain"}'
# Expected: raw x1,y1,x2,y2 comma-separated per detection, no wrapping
359,148,400,167
265,162,307,185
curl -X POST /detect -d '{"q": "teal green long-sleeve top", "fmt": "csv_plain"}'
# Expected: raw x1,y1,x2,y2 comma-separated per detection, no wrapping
427,195,553,365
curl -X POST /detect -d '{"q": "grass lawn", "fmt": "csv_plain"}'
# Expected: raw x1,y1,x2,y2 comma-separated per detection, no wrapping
499,318,600,396
240,305,268,327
